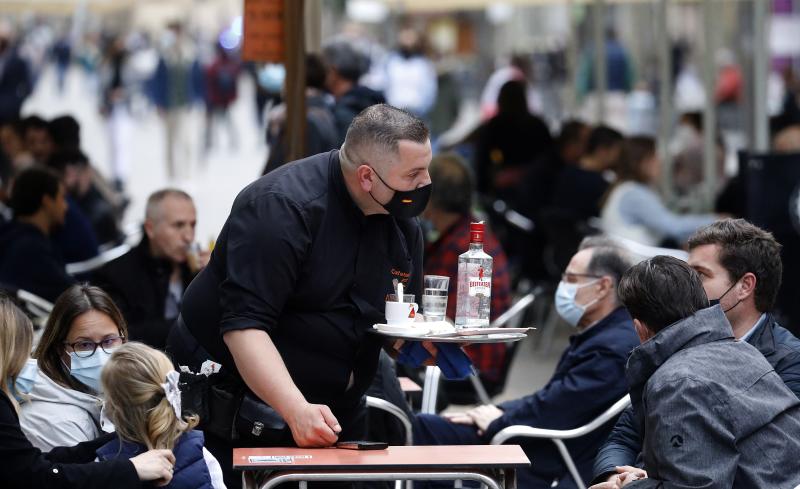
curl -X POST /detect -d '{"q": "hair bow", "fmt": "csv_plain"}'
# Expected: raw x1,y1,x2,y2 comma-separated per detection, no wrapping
161,370,182,419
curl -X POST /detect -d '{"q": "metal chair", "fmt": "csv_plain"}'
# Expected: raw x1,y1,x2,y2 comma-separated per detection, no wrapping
365,396,413,446
366,395,414,489
468,292,536,404
66,243,132,276
66,223,142,276
490,395,632,489
14,289,55,348
16,289,55,318
421,292,537,412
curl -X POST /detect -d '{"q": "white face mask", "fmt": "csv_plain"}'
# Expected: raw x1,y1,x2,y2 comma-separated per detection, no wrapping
554,279,600,327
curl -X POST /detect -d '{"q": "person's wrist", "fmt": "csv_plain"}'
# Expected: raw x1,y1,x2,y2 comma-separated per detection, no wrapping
281,396,310,425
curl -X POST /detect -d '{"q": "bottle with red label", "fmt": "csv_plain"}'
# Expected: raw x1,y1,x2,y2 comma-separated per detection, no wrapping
455,221,492,328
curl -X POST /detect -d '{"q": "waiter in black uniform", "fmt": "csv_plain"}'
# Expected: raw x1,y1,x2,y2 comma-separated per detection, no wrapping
169,104,431,486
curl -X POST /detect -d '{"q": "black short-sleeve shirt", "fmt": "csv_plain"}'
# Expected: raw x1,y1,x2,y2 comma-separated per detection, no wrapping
181,150,423,415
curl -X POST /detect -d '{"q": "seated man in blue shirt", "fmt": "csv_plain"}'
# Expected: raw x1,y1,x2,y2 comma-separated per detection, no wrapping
0,166,74,301
591,218,800,487
414,240,640,488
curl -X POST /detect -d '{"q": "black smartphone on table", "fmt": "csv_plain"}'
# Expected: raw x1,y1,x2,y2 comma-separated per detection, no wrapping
335,441,389,450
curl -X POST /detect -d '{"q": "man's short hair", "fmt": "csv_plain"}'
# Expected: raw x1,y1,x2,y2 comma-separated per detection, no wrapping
46,149,90,174
306,53,327,91
21,115,49,134
579,235,620,251
145,188,193,222
9,166,62,217
586,125,623,154
428,153,473,215
687,219,782,313
49,115,81,150
556,119,588,150
342,104,429,164
585,245,632,299
618,255,709,333
322,40,367,83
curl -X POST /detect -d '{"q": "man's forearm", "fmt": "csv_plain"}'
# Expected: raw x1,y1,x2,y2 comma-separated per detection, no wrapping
223,329,306,418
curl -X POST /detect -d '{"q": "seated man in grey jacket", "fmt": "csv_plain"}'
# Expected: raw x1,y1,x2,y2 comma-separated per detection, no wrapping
591,219,800,486
610,255,800,488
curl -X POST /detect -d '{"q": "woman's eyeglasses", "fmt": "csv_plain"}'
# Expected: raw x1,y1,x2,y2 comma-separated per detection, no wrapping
63,335,126,358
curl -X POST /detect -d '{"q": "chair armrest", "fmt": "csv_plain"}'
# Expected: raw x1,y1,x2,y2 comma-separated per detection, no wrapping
365,395,413,445
490,395,631,445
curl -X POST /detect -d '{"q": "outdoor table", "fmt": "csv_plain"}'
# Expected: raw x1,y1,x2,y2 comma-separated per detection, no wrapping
234,444,530,489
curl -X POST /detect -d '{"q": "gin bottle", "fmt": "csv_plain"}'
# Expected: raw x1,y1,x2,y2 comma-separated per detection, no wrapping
455,222,492,328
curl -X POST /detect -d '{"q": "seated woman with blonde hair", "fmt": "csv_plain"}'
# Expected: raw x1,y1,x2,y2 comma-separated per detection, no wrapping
0,294,176,488
98,342,226,489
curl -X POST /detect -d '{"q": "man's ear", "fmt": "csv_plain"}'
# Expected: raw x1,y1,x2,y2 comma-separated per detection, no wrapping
633,318,652,343
143,218,156,240
356,165,373,193
598,276,613,297
738,272,757,301
40,194,52,211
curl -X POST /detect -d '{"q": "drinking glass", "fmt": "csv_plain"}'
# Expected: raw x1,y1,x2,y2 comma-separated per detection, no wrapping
422,275,450,322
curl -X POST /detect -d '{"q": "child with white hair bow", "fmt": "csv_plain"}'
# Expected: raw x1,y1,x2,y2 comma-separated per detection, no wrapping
97,342,226,489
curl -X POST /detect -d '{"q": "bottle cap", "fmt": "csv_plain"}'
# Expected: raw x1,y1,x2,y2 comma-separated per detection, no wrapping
469,222,485,244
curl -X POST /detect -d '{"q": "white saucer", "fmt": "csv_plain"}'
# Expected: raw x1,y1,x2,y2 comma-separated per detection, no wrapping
373,323,430,335
424,321,456,334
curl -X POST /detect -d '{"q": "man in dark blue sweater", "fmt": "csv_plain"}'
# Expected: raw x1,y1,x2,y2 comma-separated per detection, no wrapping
591,219,800,487
415,242,639,488
0,166,74,301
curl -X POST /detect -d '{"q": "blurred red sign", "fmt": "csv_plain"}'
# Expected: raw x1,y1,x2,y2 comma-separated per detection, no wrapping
242,0,285,62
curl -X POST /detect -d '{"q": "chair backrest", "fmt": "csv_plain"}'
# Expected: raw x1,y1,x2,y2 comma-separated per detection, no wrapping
490,292,535,329
66,223,142,276
66,242,131,276
16,289,55,318
480,292,537,398
608,234,689,262
365,396,413,446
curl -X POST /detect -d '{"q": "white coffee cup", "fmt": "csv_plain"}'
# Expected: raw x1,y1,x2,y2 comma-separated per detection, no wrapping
385,301,419,325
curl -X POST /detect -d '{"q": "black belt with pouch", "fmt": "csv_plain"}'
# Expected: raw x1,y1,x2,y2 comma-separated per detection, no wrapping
179,367,289,444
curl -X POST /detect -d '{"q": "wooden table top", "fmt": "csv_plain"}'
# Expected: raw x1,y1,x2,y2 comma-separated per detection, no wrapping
233,445,530,471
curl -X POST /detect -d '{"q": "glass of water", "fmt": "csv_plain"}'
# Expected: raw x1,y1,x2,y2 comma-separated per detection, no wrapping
423,275,450,322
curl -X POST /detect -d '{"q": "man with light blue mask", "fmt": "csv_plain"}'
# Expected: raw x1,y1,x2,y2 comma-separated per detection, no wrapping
414,238,639,488
554,236,628,329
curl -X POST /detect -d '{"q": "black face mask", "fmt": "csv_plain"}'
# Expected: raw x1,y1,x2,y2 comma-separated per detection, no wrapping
709,278,742,313
369,166,431,219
